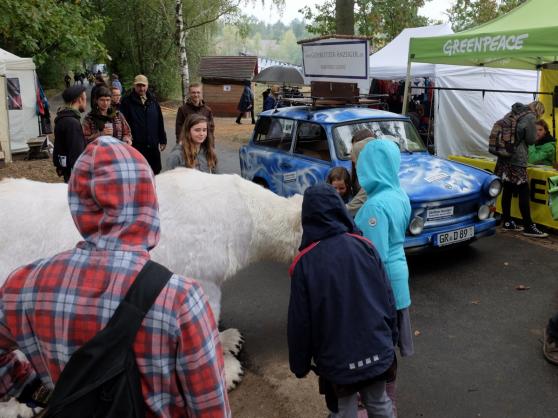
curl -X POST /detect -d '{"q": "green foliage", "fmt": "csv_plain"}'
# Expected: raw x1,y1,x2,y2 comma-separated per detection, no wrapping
99,0,182,99
447,0,528,32
211,18,309,65
300,0,428,48
0,0,106,87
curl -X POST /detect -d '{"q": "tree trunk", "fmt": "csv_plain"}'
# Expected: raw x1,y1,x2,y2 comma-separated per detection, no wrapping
336,0,355,35
175,0,189,102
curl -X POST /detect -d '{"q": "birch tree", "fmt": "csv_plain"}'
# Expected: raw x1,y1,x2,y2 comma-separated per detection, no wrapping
175,0,241,101
175,0,286,102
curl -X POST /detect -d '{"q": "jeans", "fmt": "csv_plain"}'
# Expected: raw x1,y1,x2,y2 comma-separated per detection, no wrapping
329,380,394,418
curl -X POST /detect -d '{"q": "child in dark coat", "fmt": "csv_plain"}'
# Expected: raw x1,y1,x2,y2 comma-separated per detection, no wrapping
288,183,397,418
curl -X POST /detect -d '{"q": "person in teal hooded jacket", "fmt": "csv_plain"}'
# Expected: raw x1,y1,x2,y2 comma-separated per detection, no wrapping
354,139,412,417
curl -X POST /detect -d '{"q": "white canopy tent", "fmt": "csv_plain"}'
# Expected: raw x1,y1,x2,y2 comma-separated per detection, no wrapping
368,25,538,158
0,48,40,156
369,24,454,80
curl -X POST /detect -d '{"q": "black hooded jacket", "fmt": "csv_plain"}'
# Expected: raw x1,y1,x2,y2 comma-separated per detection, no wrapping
53,107,86,182
287,184,398,385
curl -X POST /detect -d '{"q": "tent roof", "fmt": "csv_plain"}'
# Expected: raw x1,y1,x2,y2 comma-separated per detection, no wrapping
0,48,36,71
369,24,453,79
409,0,558,70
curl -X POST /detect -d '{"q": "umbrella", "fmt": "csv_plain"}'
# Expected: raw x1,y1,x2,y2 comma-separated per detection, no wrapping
254,66,305,85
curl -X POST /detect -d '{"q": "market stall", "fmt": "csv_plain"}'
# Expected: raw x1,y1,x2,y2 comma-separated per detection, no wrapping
369,24,537,158
405,0,558,227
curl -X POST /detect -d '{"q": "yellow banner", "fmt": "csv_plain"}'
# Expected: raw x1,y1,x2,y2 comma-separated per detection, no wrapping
449,155,558,229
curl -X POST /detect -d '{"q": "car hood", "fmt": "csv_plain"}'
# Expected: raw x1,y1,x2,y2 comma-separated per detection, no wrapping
399,153,489,203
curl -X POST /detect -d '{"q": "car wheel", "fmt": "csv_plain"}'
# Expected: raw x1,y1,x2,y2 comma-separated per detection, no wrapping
254,178,269,189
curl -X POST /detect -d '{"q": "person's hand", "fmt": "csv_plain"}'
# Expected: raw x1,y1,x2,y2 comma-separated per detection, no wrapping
159,144,166,152
102,125,113,136
124,137,132,146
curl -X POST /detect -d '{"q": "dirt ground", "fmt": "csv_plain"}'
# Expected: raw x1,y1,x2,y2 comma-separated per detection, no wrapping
0,109,251,183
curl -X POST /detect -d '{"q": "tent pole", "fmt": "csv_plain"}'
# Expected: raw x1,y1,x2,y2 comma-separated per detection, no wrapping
402,55,411,115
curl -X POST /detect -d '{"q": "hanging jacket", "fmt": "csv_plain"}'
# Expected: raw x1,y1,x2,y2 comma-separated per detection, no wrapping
120,90,167,147
1,137,230,417
288,183,398,385
528,134,556,166
53,107,86,182
355,140,411,310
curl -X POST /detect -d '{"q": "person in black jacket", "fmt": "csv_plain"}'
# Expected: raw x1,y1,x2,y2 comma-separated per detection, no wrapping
288,183,397,418
53,85,87,183
119,75,167,174
235,79,255,124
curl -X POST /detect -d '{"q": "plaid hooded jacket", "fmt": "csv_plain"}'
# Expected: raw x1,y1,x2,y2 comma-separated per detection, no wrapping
0,137,230,417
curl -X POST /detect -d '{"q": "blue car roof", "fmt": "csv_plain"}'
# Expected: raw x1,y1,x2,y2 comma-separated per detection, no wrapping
258,106,409,124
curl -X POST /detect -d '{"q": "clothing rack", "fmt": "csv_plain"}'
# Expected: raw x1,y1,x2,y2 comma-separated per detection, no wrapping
420,86,557,139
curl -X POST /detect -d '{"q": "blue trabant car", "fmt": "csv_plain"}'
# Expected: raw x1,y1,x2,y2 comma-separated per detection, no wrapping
239,106,502,252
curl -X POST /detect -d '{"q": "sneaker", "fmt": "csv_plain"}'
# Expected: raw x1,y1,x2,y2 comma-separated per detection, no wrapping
502,220,523,231
543,328,558,365
522,224,549,238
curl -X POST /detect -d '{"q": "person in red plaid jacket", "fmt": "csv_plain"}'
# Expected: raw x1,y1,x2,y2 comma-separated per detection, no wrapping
0,137,231,417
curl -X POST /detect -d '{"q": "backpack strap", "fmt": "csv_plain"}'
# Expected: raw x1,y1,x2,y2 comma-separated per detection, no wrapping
28,260,173,409
123,260,172,318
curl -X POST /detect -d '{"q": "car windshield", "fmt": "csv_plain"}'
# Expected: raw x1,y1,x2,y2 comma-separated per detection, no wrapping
333,119,426,159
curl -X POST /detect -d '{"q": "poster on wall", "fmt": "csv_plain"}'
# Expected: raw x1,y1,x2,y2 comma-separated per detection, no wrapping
7,78,22,110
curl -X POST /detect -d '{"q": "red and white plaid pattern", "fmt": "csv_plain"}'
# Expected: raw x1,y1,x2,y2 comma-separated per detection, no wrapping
0,137,230,417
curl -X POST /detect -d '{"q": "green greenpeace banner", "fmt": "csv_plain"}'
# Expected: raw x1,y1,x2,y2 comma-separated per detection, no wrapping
409,27,558,69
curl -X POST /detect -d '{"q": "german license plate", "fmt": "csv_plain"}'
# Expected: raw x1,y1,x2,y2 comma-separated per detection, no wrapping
436,226,474,246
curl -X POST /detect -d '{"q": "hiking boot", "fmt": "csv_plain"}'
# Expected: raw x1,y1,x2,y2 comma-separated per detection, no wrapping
502,220,523,231
543,329,558,365
522,224,548,238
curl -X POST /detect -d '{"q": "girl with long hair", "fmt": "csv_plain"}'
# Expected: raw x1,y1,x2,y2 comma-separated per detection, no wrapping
167,114,218,173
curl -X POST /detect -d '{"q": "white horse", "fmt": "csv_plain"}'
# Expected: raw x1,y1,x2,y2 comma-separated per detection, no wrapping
0,168,303,412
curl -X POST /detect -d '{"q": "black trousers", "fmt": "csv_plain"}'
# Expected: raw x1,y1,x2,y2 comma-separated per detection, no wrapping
548,313,558,340
236,108,255,123
133,143,162,175
501,181,532,226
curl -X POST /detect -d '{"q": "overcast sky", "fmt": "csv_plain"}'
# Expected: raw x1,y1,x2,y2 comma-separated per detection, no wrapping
242,0,453,25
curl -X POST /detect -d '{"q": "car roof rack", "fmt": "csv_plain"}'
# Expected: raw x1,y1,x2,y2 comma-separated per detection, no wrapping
277,94,389,111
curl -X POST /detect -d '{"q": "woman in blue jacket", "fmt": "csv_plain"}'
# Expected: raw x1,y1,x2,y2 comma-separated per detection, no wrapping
355,139,413,416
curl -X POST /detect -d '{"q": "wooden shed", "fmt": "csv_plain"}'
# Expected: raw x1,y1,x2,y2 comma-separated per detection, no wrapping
199,56,258,117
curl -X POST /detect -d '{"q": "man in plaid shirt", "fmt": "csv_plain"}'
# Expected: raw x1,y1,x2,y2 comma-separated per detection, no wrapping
0,137,231,417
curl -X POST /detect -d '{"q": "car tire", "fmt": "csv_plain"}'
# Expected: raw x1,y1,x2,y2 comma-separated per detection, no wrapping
254,178,269,189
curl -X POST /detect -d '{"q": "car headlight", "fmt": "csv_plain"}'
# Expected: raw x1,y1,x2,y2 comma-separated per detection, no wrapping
409,216,425,235
478,204,491,220
487,178,502,197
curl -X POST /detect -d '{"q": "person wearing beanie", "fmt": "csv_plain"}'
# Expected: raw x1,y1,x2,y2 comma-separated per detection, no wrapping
120,74,167,174
1,137,231,417
52,85,87,182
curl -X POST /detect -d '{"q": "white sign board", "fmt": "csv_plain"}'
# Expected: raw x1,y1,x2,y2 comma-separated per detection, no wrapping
302,40,368,79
